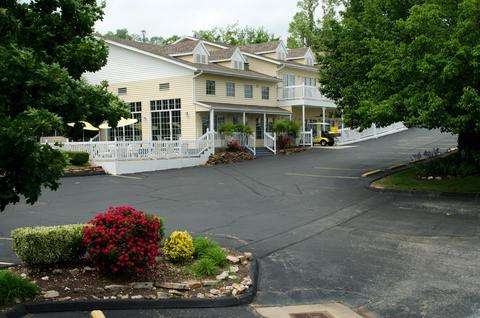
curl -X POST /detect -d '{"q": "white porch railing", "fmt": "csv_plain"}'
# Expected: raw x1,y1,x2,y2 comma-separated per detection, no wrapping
245,132,256,156
336,122,407,145
264,132,276,154
299,130,313,146
278,84,326,100
55,131,214,161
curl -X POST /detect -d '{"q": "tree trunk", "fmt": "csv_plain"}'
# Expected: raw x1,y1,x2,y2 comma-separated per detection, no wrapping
457,131,480,156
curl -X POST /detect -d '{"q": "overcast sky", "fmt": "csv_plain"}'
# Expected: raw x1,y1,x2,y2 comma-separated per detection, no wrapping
95,0,323,41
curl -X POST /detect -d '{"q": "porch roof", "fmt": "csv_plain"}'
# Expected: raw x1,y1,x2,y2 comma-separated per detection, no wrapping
195,102,291,115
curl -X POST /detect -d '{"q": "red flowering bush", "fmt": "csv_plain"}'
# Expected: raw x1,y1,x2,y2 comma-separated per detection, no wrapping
83,206,164,274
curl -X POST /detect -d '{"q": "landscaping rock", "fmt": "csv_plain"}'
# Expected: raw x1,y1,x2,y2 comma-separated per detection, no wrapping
428,176,434,180
168,290,184,296
242,277,252,286
229,265,239,273
226,255,240,263
156,282,190,290
216,271,229,281
58,296,71,301
202,280,217,286
131,295,143,300
44,290,59,298
41,276,49,281
435,176,442,180
52,269,62,274
228,275,237,280
119,294,129,300
130,282,154,289
69,268,80,276
232,283,247,294
209,288,221,296
186,281,202,289
20,273,27,278
105,284,128,291
243,252,253,260
196,293,205,299
156,291,170,299
73,287,86,293
83,266,95,272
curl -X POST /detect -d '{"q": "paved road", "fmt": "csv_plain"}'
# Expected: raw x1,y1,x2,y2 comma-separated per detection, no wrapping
2,128,480,318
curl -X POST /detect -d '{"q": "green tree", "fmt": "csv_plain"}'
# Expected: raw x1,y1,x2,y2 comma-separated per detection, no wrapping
196,23,279,46
287,0,320,49
0,0,128,211
318,0,480,154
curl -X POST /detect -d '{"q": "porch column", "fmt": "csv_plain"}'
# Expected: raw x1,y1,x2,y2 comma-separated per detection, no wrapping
302,104,305,132
263,113,266,135
242,112,246,125
322,107,326,125
341,110,345,130
209,108,214,132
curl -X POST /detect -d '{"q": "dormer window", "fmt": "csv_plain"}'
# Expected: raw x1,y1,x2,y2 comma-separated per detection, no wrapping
195,53,208,64
278,51,286,60
305,57,314,66
233,60,244,70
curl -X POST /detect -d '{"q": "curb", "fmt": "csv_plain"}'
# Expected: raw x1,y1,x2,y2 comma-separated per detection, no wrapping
365,165,480,201
1,258,259,318
63,170,106,178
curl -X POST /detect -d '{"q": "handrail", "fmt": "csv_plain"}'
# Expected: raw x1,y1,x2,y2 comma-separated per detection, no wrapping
245,132,256,156
264,132,276,154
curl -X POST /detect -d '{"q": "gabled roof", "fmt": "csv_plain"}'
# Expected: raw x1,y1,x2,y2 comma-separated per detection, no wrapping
239,41,281,54
104,38,279,82
209,48,237,61
287,47,309,59
173,36,230,49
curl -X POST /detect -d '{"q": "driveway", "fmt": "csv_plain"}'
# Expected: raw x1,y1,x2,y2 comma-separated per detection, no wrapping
2,128,480,318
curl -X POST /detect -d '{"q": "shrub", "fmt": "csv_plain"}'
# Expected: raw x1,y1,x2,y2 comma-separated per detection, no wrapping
227,140,243,152
277,134,291,150
192,237,220,259
217,123,236,137
64,151,89,165
164,231,194,263
0,270,40,305
416,153,480,177
84,206,162,274
204,246,227,267
192,258,217,277
11,224,87,266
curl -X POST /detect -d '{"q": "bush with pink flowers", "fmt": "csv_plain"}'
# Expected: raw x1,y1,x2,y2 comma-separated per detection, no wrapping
83,206,164,274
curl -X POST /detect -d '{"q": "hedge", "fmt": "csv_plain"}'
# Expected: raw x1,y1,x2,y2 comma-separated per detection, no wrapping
64,151,89,165
11,224,87,266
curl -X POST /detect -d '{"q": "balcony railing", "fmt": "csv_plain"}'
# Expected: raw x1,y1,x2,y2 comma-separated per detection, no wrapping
278,84,327,101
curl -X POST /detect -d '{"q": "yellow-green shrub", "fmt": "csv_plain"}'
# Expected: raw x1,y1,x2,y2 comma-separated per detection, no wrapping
11,224,87,266
164,231,194,263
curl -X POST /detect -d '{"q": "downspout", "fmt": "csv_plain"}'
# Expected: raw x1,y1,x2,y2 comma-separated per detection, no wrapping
192,71,204,138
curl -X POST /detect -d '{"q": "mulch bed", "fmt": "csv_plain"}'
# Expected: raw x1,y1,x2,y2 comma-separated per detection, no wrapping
277,147,307,154
206,151,255,165
64,165,105,177
3,250,253,308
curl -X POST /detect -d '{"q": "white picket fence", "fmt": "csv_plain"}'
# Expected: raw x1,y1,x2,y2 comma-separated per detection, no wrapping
56,131,213,161
336,122,407,145
299,130,313,146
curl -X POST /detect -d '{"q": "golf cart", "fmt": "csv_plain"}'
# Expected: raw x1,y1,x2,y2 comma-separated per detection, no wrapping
310,122,337,146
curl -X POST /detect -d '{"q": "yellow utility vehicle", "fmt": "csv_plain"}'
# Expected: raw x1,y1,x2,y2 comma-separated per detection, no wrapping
310,123,338,146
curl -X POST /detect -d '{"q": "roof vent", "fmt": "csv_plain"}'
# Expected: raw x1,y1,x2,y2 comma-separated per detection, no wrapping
193,31,201,39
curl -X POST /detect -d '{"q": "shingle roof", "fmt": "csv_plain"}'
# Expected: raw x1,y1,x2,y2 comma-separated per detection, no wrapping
208,48,236,61
239,41,280,53
287,47,308,59
104,38,280,82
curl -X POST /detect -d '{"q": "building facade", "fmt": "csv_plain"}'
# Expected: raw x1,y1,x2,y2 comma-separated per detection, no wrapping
83,36,339,143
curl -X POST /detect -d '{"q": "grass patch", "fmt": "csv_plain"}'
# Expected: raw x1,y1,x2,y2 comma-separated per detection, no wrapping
192,258,218,277
373,168,480,193
192,237,220,259
203,246,228,267
0,270,40,305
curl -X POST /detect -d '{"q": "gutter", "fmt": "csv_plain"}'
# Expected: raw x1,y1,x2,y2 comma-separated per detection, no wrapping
192,71,204,137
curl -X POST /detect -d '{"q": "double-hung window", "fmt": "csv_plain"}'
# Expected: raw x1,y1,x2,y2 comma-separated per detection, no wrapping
206,80,216,95
261,86,270,100
226,82,235,97
244,84,253,99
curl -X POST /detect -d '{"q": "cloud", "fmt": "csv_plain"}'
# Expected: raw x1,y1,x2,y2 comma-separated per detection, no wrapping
95,0,319,40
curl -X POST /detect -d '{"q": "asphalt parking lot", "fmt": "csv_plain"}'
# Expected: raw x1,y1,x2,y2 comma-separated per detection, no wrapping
3,128,479,318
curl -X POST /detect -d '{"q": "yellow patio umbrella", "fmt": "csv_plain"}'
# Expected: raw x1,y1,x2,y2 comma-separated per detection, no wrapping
67,121,99,141
98,117,138,141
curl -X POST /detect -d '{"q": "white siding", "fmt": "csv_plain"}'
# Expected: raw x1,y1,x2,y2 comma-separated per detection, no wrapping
83,44,194,85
